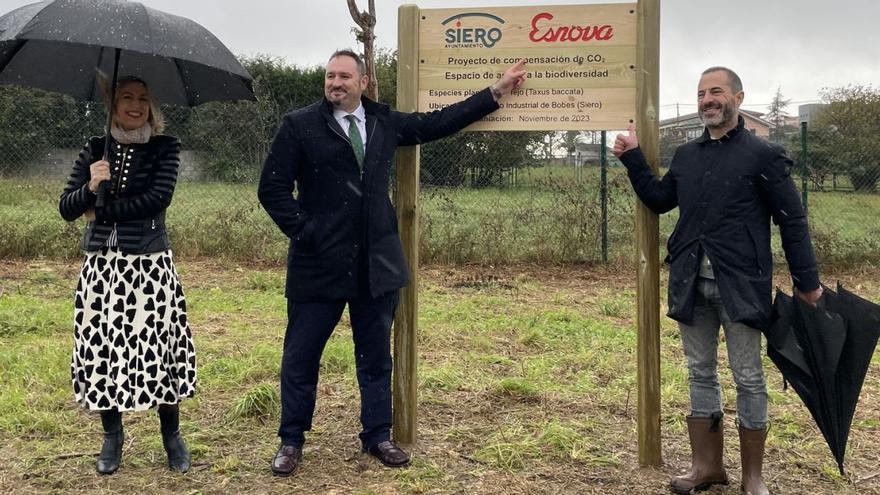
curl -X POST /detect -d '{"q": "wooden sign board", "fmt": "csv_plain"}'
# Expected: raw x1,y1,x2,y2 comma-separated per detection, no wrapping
418,3,637,131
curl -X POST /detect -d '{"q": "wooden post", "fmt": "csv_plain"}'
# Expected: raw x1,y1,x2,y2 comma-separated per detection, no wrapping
393,4,420,446
636,0,662,467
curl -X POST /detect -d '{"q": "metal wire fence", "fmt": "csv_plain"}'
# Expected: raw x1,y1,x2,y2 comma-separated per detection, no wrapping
1,85,877,266
792,119,880,265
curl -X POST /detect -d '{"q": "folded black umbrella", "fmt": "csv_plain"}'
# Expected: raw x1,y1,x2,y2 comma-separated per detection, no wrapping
766,283,880,475
824,283,880,470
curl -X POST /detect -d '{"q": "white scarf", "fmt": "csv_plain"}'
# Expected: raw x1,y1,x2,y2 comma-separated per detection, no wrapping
110,122,152,144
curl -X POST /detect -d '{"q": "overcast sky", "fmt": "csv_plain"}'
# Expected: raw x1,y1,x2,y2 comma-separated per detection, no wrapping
3,0,878,118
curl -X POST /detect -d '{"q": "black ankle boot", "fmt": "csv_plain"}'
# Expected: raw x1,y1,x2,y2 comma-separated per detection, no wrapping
158,404,191,473
96,409,124,475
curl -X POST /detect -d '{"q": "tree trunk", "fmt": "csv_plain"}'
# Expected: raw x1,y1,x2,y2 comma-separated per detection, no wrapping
346,0,378,101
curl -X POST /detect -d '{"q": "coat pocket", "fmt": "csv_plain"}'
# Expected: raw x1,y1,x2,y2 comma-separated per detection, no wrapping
743,224,765,276
292,216,320,256
293,213,341,256
665,225,680,262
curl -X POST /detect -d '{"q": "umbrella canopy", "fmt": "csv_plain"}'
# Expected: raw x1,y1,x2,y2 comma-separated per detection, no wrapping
766,284,880,474
0,0,254,106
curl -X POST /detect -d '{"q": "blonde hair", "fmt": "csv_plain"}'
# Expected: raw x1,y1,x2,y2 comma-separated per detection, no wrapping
99,74,165,134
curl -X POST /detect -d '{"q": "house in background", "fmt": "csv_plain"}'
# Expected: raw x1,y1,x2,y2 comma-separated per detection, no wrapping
574,141,602,167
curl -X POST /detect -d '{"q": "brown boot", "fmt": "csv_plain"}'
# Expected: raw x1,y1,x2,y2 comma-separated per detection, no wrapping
670,413,729,494
739,425,770,495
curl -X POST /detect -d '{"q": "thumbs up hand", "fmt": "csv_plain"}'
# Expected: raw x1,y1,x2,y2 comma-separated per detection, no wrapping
612,123,639,158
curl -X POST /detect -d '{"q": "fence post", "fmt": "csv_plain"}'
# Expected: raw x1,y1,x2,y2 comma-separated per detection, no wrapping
601,130,608,263
800,121,809,211
635,0,662,468
393,4,420,446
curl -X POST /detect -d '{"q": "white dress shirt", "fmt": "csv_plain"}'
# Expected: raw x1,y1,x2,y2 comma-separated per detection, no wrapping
333,103,367,154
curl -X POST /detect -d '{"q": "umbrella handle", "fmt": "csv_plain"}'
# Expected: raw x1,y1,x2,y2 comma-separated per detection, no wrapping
96,48,122,210
95,181,110,207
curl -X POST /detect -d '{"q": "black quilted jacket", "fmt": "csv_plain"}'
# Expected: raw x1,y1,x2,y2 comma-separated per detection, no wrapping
59,134,181,254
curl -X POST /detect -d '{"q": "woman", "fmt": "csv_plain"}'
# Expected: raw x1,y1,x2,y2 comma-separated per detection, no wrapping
59,76,196,474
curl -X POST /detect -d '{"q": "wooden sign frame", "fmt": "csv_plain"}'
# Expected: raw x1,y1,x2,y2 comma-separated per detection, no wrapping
418,3,638,131
394,0,661,468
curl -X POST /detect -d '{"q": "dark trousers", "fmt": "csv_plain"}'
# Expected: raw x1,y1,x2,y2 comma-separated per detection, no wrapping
278,290,398,449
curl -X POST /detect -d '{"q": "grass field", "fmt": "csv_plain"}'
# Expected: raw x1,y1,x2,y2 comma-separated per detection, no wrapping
1,261,878,494
1,172,878,265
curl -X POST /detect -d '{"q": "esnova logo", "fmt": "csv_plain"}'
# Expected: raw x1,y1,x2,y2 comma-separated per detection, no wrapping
443,13,505,48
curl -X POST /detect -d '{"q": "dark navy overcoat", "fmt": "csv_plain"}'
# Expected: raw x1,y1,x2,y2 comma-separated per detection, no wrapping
259,89,498,300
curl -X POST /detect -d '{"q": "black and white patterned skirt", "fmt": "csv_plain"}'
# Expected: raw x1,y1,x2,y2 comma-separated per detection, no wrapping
71,247,196,411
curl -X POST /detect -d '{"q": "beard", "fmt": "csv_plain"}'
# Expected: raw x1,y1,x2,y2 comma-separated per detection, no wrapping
325,87,349,107
699,101,735,128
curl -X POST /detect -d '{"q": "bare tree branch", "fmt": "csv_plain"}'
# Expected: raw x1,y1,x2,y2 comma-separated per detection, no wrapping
346,0,364,24
346,0,378,100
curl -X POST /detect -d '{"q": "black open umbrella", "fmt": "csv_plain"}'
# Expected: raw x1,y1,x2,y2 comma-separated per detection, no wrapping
0,0,255,203
766,283,880,474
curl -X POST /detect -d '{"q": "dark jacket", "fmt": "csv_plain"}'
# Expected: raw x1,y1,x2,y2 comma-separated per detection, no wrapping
258,88,499,301
620,116,819,330
59,135,181,254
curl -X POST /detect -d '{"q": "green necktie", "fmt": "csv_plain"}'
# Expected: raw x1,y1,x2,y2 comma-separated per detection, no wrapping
345,114,365,171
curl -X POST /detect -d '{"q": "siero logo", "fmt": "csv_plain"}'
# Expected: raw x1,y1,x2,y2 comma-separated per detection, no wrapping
529,12,614,43
442,12,505,48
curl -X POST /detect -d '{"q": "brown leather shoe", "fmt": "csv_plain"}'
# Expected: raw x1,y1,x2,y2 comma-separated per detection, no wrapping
271,444,302,476
365,440,411,467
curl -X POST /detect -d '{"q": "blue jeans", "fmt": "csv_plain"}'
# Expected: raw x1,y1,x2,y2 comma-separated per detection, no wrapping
678,278,768,430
